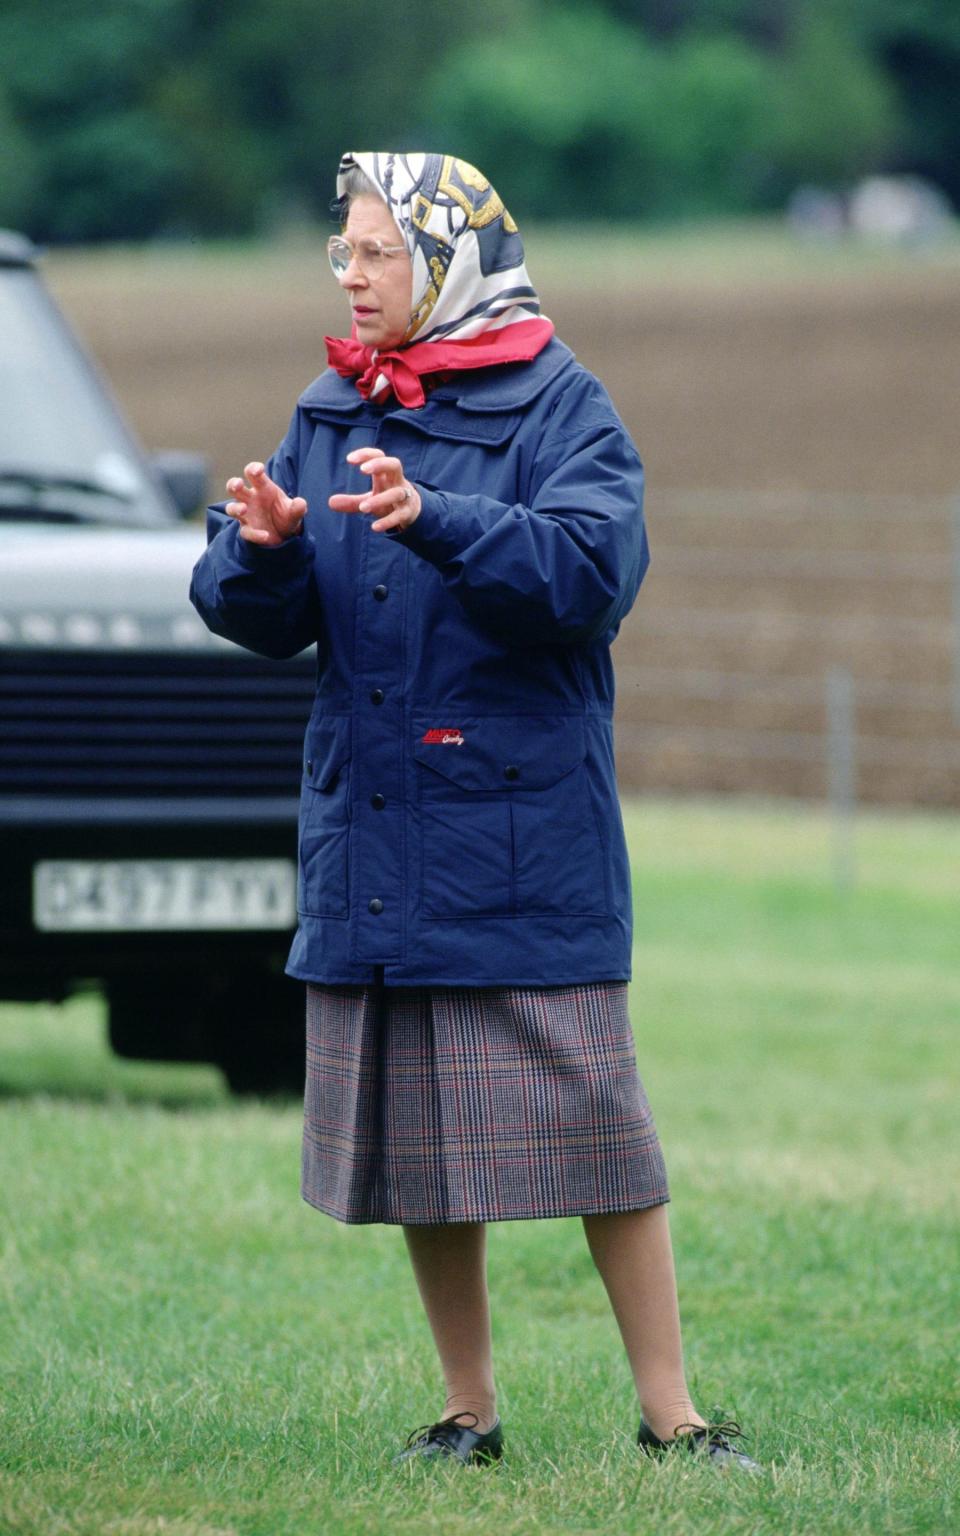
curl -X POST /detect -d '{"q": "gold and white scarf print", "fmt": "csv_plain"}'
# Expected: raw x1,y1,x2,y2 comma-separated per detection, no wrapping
336,151,545,347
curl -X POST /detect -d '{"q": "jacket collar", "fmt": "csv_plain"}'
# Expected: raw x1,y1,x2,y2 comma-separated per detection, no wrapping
298,336,575,418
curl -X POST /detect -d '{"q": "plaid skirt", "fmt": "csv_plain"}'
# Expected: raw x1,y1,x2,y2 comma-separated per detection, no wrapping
301,978,669,1225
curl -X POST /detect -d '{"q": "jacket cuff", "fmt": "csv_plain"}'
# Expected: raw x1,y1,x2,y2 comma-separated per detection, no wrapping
233,525,314,575
391,487,471,566
206,505,314,576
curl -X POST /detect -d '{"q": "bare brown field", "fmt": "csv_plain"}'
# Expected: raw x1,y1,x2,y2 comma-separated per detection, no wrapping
44,239,960,806
45,240,960,497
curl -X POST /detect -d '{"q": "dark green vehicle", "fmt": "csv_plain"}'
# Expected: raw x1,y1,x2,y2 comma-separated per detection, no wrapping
0,231,314,1091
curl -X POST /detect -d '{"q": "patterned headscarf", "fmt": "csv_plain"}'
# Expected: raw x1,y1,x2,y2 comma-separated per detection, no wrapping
325,151,554,407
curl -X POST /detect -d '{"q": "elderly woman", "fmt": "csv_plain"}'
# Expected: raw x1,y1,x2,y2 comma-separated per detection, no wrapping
190,151,757,1472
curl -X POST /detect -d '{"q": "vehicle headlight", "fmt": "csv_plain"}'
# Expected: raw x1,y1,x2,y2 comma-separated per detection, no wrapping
170,613,207,646
108,615,142,646
20,613,59,645
63,614,105,646
0,608,224,650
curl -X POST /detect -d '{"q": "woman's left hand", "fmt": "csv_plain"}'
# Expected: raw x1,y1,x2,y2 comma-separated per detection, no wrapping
329,446,422,533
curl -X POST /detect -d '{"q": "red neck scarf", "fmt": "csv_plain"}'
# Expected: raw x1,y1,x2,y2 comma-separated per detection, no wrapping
324,317,555,409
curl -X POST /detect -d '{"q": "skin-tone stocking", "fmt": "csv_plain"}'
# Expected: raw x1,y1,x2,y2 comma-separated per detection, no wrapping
402,1221,499,1433
581,1204,707,1441
402,1206,704,1442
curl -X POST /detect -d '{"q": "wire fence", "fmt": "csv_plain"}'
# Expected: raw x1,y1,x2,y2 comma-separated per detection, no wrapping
612,489,959,813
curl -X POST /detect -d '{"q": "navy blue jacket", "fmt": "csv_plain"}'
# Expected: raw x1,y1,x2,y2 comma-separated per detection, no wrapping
189,338,648,986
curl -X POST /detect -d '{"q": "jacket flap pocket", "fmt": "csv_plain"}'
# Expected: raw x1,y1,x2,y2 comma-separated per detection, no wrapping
303,715,351,790
413,715,585,791
404,403,523,445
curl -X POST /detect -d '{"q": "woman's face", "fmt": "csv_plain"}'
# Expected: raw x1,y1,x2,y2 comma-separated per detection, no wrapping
338,195,413,350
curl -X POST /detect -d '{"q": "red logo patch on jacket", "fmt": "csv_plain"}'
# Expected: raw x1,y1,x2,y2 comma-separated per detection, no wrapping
421,728,465,746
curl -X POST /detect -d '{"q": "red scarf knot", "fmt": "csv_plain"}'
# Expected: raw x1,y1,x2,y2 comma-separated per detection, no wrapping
325,319,555,409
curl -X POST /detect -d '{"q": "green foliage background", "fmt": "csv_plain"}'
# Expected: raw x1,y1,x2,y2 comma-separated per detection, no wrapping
0,0,957,241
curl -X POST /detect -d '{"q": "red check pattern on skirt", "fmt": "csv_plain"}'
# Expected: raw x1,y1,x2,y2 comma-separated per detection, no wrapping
302,980,669,1225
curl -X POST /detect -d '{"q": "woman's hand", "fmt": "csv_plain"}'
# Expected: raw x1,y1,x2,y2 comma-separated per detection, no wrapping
329,447,422,533
225,463,307,546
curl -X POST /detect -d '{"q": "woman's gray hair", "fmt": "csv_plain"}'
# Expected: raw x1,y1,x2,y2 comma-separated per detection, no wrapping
335,165,381,224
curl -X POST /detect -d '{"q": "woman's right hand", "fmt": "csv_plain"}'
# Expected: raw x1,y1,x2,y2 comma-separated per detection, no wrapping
225,462,307,546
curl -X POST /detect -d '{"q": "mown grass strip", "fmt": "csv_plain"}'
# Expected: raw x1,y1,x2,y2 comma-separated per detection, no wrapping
1,797,957,1535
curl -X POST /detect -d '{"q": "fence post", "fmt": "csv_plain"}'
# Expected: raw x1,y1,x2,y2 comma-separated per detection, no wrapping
826,667,857,891
953,497,960,725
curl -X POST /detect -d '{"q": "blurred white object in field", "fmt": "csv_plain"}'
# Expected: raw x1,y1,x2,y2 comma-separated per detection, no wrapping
786,186,847,241
848,175,953,244
787,176,953,246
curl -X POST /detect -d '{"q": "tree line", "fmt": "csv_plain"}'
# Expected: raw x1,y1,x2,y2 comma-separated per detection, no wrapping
1,0,957,243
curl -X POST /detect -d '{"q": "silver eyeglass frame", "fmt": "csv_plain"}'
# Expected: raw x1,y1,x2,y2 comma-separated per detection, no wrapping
327,235,409,281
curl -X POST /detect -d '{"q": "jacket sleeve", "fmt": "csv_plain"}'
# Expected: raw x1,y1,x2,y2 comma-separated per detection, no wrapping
188,410,322,660
394,375,649,645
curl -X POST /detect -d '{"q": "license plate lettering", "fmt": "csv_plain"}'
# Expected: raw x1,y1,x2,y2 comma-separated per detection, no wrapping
32,859,296,932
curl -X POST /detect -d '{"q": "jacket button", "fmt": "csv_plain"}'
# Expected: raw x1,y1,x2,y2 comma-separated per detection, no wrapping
504,764,520,781
370,793,386,810
373,584,388,601
306,758,314,775
370,688,385,705
368,897,384,915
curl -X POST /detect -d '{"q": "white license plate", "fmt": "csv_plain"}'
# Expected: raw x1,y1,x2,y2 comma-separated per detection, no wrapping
33,859,296,933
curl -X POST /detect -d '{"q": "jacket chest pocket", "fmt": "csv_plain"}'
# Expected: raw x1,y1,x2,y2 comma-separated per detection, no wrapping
413,715,608,920
298,717,351,919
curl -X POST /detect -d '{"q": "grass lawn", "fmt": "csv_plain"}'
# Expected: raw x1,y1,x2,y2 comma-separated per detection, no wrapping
1,797,957,1535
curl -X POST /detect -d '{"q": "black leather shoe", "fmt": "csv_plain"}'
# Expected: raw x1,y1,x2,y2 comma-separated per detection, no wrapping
394,1411,504,1466
638,1416,760,1472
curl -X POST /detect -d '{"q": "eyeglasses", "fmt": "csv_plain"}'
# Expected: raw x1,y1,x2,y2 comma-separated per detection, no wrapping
327,235,408,281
